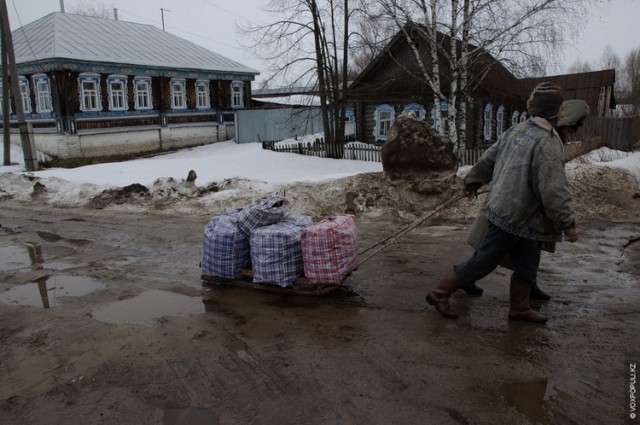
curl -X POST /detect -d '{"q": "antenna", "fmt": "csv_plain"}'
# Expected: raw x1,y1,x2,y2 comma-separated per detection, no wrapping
160,8,171,31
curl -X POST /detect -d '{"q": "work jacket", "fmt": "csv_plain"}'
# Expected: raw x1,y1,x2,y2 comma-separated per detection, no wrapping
464,117,577,242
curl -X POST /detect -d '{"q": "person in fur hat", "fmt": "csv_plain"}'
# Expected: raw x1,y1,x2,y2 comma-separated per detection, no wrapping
425,83,582,324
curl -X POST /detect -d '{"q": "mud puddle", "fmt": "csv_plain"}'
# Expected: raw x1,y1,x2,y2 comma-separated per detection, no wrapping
0,274,105,308
503,378,550,424
91,289,204,326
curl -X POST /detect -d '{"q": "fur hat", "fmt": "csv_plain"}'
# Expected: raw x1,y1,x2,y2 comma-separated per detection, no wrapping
526,82,564,120
557,99,590,128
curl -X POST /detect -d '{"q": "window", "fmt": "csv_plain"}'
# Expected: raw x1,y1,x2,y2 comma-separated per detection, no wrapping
32,74,52,115
134,77,152,111
519,111,528,123
374,104,395,141
511,111,520,127
78,73,101,113
18,77,32,115
403,103,426,120
170,79,186,110
496,105,505,139
483,103,493,141
231,81,244,109
106,75,128,112
196,80,210,109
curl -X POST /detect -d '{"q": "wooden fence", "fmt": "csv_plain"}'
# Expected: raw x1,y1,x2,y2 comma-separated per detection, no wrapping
580,116,640,151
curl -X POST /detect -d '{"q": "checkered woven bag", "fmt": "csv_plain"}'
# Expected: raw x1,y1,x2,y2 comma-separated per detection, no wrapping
236,190,290,236
250,220,309,287
202,212,250,278
301,214,357,285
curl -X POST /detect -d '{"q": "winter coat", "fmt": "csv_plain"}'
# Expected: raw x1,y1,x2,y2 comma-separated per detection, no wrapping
464,117,577,242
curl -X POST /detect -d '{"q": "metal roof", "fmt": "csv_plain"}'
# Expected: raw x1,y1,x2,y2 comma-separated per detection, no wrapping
12,12,259,79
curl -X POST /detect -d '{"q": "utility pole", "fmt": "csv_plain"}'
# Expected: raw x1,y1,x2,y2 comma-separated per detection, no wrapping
160,8,170,31
0,0,38,171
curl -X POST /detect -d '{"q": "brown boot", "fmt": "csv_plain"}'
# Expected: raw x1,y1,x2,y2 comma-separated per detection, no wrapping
425,268,464,318
509,277,549,323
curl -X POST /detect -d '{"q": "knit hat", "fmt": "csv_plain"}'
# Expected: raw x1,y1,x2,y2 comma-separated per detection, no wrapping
526,82,564,120
557,99,590,128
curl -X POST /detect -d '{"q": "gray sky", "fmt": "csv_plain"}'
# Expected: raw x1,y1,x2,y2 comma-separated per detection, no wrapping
7,0,640,81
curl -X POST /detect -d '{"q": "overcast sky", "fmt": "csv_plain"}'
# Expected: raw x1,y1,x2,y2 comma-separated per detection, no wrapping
7,0,640,81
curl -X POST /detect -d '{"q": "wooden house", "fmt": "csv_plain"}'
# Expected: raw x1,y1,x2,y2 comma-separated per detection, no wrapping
347,25,616,150
2,12,259,164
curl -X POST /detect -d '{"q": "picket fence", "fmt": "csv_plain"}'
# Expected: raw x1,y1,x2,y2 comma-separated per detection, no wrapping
262,137,487,166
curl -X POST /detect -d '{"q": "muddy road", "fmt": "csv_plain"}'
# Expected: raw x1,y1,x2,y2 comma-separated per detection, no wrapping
0,200,639,425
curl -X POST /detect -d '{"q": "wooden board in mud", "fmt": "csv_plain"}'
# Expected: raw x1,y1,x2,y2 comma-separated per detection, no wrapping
201,270,341,296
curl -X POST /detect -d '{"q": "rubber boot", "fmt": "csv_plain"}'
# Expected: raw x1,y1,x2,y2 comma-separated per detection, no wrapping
461,281,484,296
509,277,549,323
425,268,465,318
530,283,551,301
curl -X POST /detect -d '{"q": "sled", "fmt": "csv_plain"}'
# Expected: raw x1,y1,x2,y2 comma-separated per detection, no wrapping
201,269,342,296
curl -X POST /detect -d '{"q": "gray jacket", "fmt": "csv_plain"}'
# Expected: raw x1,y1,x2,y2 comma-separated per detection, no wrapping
465,117,577,242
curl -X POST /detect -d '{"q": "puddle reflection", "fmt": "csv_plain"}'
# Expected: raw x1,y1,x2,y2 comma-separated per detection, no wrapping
0,274,105,308
92,289,203,326
503,378,549,423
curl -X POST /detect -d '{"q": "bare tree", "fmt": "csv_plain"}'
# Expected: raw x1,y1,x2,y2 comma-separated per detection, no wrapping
362,0,597,157
242,0,356,153
618,47,640,117
68,0,112,19
567,59,593,73
600,46,621,70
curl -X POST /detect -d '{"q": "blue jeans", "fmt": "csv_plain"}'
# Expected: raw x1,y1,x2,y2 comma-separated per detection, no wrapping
454,222,541,285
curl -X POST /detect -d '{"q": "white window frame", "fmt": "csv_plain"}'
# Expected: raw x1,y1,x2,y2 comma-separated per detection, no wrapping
511,111,520,127
483,103,493,141
107,74,128,112
78,73,101,113
19,76,31,115
519,111,528,123
496,105,505,139
133,76,152,111
374,104,395,141
230,80,244,109
195,80,210,110
32,73,53,115
170,79,187,110
403,102,426,120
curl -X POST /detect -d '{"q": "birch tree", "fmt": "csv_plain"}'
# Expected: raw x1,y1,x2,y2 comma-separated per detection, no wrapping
243,0,354,155
364,0,596,157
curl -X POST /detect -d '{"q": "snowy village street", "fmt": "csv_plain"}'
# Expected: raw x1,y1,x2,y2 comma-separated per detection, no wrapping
0,193,638,424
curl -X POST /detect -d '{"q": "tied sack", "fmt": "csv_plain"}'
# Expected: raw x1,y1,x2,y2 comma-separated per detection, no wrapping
236,190,290,236
202,211,250,278
250,216,312,288
302,214,357,285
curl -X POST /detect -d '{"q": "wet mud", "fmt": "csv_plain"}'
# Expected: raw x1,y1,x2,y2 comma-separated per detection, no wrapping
0,201,638,424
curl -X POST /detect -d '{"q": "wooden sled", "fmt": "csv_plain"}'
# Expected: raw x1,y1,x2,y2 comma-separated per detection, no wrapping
201,269,342,296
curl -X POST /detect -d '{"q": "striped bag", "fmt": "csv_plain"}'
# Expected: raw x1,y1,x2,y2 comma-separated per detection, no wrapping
250,217,312,287
301,214,357,285
236,190,290,236
202,212,250,278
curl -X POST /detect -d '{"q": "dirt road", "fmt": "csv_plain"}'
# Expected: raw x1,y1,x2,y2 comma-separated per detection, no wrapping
1,200,639,425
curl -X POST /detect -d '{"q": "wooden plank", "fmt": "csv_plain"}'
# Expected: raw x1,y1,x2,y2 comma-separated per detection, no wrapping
201,273,341,296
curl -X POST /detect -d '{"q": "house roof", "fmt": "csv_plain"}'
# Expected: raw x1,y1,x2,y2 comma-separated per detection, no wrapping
12,12,259,80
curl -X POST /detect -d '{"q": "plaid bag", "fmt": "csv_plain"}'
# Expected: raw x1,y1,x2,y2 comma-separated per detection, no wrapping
301,214,357,285
250,221,308,287
202,212,250,278
236,190,290,236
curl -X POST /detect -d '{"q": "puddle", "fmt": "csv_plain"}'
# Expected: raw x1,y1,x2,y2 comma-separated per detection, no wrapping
0,275,105,308
91,289,203,326
0,243,32,272
503,378,549,423
163,407,219,425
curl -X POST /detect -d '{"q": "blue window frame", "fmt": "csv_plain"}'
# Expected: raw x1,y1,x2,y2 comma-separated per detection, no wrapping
32,74,52,116
403,103,426,120
483,103,493,141
107,75,128,112
133,76,153,111
78,73,102,113
496,105,505,138
170,79,187,110
18,76,31,115
519,111,528,123
196,80,211,110
231,81,244,109
512,111,520,126
374,104,395,141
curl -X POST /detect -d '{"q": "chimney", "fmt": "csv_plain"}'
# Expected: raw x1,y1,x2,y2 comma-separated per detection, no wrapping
59,0,65,13
114,8,118,20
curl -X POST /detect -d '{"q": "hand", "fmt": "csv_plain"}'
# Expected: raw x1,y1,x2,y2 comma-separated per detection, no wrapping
463,189,477,199
564,234,579,243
